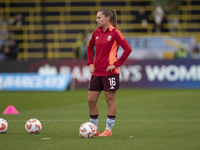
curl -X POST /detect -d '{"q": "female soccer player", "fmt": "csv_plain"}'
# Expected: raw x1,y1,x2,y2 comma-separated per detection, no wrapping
87,9,132,136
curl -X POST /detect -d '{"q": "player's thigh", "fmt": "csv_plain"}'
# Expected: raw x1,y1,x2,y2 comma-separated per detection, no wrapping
88,91,101,103
104,91,116,103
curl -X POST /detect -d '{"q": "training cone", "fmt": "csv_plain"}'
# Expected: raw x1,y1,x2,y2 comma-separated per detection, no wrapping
3,105,19,114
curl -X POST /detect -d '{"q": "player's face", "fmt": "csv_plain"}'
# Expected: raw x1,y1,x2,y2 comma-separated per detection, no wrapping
96,11,109,27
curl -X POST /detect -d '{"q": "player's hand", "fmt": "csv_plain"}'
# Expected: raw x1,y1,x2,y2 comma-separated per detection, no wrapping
106,65,116,72
89,64,95,74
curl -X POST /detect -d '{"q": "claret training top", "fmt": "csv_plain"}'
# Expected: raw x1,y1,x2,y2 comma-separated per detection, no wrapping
87,25,132,76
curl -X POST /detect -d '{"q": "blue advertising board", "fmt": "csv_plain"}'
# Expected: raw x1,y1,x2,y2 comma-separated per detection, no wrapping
0,73,71,91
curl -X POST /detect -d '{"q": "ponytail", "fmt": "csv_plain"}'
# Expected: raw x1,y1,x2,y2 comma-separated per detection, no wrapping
110,9,117,28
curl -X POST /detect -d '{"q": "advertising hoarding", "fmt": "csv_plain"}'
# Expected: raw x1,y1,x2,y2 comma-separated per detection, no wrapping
0,60,199,90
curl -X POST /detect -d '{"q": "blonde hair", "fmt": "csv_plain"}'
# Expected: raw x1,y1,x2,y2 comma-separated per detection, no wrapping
99,8,117,28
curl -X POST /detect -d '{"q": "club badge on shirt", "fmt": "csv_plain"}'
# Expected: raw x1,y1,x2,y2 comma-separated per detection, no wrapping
95,36,98,40
107,35,112,41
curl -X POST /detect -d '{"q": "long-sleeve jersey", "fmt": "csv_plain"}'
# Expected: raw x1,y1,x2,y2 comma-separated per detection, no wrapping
87,25,132,76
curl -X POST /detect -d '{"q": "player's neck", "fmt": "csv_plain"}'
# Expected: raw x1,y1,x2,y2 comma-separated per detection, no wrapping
103,24,111,32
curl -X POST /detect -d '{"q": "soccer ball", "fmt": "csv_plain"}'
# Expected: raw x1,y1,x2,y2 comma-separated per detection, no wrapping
79,122,96,138
0,118,8,134
25,118,42,134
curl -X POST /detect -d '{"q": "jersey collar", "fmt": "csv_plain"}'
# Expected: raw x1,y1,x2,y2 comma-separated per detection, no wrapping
98,25,115,32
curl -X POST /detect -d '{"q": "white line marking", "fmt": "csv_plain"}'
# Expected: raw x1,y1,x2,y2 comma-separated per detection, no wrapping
7,119,200,122
42,138,51,140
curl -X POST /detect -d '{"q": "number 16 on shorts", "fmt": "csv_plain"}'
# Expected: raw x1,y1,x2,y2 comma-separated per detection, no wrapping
108,77,116,90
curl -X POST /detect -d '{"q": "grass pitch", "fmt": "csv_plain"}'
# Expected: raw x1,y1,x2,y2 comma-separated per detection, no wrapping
0,89,200,150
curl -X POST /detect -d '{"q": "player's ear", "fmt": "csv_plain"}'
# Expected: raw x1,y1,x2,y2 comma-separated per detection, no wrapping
106,16,110,22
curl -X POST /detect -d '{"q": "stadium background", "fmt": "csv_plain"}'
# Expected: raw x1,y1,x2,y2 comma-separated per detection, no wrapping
0,0,200,90
0,1,200,150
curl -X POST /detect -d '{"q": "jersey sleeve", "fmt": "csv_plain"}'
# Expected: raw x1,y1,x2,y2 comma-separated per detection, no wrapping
114,29,132,67
87,31,96,66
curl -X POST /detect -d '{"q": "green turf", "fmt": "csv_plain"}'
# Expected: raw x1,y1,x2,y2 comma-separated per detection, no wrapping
0,89,200,150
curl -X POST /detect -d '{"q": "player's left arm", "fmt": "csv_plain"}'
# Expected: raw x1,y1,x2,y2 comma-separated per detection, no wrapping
113,29,132,67
106,65,116,72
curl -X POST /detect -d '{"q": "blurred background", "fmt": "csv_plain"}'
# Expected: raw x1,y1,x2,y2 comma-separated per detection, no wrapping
0,0,200,90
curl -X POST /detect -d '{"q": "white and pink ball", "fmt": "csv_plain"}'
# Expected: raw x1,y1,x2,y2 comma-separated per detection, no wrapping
25,118,42,134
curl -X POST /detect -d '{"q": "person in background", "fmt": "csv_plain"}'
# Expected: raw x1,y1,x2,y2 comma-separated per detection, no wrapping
190,47,200,59
87,9,132,136
0,13,10,53
175,45,189,59
152,4,166,33
135,6,149,28
12,13,26,53
2,36,18,61
76,32,89,59
12,13,25,28
0,13,10,25
167,1,181,33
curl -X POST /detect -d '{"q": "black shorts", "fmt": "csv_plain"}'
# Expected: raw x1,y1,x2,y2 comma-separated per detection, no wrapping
88,74,120,92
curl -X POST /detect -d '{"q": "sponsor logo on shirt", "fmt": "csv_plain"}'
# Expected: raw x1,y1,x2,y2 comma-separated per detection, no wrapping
107,35,112,41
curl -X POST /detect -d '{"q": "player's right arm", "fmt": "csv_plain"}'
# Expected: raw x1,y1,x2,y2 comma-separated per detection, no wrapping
87,31,96,66
89,64,95,74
